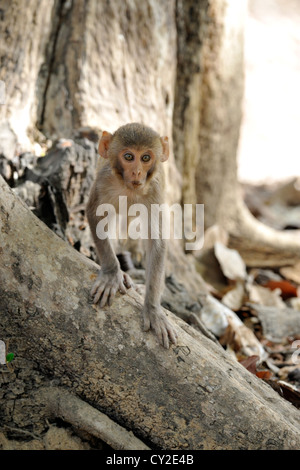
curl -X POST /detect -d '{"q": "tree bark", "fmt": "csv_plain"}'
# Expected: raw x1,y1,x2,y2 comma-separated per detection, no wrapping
0,0,181,207
0,0,56,156
2,0,299,269
2,0,299,266
228,199,300,267
1,175,300,450
1,0,300,450
173,0,300,264
173,0,245,226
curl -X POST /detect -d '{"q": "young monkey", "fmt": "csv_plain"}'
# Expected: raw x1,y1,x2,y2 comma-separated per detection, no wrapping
86,122,177,349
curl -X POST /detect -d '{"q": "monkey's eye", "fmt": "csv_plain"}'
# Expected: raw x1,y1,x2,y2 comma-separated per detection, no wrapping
123,153,134,161
141,154,151,163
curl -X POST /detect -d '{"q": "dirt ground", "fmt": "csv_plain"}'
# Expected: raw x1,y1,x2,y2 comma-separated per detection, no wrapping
0,426,91,450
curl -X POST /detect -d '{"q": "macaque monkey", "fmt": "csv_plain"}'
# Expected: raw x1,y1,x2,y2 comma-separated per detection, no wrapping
86,122,177,349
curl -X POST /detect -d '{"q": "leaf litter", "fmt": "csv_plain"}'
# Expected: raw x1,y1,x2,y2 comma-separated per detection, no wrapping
197,178,300,409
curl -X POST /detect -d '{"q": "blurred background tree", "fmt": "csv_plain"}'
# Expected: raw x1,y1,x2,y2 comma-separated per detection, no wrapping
0,0,299,263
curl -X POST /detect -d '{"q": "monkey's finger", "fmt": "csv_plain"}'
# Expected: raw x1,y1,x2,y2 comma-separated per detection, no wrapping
164,316,178,341
99,287,111,308
108,286,118,306
161,327,170,349
93,285,105,304
91,281,101,297
118,282,127,295
152,321,163,346
156,327,166,349
168,326,178,345
123,273,133,289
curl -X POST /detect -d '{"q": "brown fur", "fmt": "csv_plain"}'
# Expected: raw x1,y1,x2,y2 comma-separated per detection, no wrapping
86,123,177,348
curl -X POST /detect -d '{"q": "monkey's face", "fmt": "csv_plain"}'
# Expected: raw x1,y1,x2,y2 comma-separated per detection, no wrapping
98,124,169,192
116,148,156,190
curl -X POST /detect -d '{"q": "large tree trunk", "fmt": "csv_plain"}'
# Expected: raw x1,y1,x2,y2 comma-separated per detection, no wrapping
2,0,299,267
173,0,245,225
0,0,180,202
1,175,300,450
39,0,177,140
173,0,300,264
0,0,56,158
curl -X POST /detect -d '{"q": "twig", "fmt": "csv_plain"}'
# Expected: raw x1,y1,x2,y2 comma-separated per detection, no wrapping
3,425,41,441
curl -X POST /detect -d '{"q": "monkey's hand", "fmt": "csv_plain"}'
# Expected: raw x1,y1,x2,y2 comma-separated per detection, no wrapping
142,305,177,349
91,268,133,308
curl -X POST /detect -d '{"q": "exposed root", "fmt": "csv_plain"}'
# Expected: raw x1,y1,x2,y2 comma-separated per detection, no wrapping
228,201,300,267
39,387,150,451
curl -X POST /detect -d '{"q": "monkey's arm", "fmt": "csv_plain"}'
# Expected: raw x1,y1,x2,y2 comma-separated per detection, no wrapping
86,197,132,307
142,238,177,348
91,238,133,307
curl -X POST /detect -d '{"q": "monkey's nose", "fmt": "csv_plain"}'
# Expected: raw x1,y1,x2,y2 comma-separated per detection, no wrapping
132,168,141,177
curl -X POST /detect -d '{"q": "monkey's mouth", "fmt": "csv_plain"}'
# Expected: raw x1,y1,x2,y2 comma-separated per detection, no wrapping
131,181,143,189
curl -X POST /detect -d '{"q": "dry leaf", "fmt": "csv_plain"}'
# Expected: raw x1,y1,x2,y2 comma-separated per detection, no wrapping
256,370,272,379
219,316,265,358
214,242,247,281
239,355,272,379
248,303,300,342
198,293,229,337
280,262,300,285
247,284,286,308
278,365,300,380
222,280,245,310
277,381,300,409
262,279,299,300
289,298,300,311
239,355,259,374
199,293,265,357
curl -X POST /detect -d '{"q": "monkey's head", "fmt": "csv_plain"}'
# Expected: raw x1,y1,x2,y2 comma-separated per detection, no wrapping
98,123,169,190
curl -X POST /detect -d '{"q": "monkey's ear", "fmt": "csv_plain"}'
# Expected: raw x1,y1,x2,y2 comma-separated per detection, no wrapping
98,131,112,158
160,136,169,162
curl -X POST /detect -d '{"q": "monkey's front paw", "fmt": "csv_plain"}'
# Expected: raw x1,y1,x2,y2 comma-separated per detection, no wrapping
142,306,177,349
91,269,133,308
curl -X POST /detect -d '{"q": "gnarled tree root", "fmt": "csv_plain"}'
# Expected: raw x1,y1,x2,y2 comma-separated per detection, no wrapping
39,387,150,450
228,201,300,267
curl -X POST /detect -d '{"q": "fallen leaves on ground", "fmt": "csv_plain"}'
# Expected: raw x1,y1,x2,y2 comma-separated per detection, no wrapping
198,178,300,408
